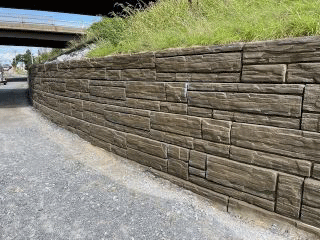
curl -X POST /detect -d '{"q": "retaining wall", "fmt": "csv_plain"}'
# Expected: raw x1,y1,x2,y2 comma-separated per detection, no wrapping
29,36,320,232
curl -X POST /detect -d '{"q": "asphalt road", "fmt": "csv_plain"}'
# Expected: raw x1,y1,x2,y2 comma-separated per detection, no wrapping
0,82,315,239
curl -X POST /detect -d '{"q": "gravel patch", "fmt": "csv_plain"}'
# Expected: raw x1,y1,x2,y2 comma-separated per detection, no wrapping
46,44,96,64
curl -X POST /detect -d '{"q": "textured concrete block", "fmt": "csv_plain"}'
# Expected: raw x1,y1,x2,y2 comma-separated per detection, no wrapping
165,83,188,103
287,63,320,83
243,37,320,64
156,52,241,73
188,83,304,95
66,79,89,92
151,112,201,138
89,86,126,100
168,159,189,180
127,148,167,172
231,123,320,162
189,166,206,178
126,82,166,101
302,113,320,132
156,72,176,82
202,119,232,144
90,124,126,148
160,102,187,115
212,109,300,129
150,129,194,149
83,111,105,126
230,146,311,177
190,73,240,82
301,178,320,227
126,98,160,111
168,145,189,162
312,164,320,180
189,175,275,211
275,174,304,219
49,82,66,92
242,64,286,83
155,43,243,57
127,133,167,158
105,70,122,80
66,68,107,79
193,139,230,158
303,85,320,113
90,80,125,87
301,205,320,228
188,91,302,117
104,110,150,131
207,156,277,200
188,106,212,118
92,52,155,69
189,150,206,170
122,69,156,81
66,117,90,134
303,178,320,208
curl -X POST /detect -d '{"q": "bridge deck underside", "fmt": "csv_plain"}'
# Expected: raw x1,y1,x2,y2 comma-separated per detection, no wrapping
0,29,81,47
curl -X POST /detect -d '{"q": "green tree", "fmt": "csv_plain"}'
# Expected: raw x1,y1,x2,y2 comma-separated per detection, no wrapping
12,49,34,70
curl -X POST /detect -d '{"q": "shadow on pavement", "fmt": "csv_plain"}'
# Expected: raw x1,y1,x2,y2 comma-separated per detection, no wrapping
0,81,30,108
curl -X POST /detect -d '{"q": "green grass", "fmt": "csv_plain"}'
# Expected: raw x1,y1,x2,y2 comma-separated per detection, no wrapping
86,0,320,57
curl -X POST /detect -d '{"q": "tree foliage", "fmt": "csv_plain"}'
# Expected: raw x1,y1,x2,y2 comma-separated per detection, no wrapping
12,49,34,70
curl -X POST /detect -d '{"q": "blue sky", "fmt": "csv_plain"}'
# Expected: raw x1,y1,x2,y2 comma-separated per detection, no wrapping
0,7,101,65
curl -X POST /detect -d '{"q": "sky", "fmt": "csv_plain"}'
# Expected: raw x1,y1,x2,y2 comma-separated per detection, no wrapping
0,7,101,65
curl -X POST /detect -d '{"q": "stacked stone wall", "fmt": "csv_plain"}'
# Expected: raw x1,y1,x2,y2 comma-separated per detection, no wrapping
29,36,320,232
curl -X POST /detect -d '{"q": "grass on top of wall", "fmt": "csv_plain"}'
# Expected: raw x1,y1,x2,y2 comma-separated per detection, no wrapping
86,0,320,57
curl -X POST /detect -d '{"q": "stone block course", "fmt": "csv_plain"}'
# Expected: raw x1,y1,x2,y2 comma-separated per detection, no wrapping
104,110,150,131
127,148,168,172
241,64,286,83
301,179,320,227
230,146,311,177
188,91,302,117
301,113,320,132
165,82,188,103
127,134,167,158
90,52,155,69
30,36,320,232
189,150,207,170
243,36,320,64
206,156,278,200
122,69,156,81
275,174,304,219
231,123,320,162
202,118,232,144
287,63,320,83
168,159,189,180
168,145,189,162
89,86,126,100
193,139,230,158
189,175,275,211
303,84,320,113
156,52,241,73
126,82,166,101
212,109,300,129
188,83,304,95
150,112,202,138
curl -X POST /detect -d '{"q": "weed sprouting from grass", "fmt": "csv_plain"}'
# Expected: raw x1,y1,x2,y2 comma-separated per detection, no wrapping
86,0,320,57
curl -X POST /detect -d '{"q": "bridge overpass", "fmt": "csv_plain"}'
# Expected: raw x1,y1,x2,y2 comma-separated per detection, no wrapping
0,1,152,16
0,20,85,48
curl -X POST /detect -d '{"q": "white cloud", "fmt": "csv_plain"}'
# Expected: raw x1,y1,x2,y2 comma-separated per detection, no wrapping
0,52,16,65
0,46,41,65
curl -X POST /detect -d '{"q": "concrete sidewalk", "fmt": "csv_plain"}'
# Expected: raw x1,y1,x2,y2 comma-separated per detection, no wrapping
0,82,314,239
